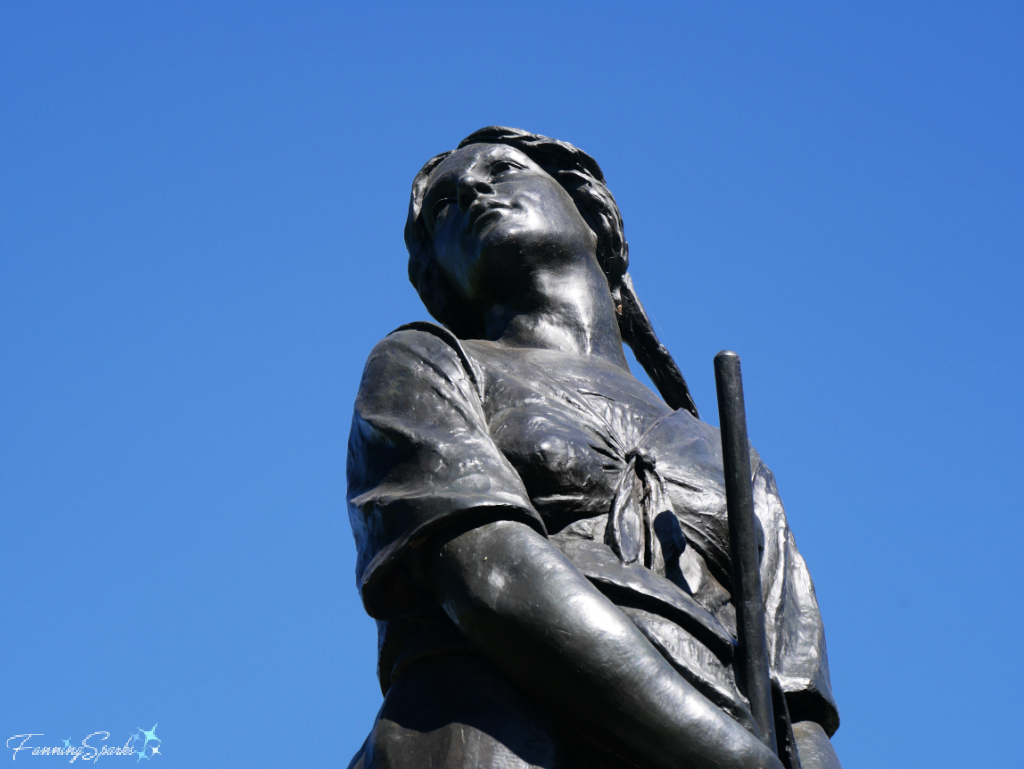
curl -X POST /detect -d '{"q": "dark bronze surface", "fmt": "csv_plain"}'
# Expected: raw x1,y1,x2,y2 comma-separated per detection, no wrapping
715,351,777,755
346,127,842,769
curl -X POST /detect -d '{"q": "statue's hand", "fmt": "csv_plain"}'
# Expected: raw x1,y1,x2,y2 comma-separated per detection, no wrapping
792,721,842,769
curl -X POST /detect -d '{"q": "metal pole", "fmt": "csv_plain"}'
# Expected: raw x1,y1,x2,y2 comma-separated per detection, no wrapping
714,350,777,754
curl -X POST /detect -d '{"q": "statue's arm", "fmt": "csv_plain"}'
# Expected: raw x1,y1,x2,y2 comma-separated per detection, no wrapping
793,722,842,769
422,517,785,769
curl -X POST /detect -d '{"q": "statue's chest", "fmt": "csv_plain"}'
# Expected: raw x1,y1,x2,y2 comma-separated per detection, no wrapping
474,355,652,527
465,344,737,590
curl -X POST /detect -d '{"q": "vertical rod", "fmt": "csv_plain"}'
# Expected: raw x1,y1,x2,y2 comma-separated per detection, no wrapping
714,350,778,754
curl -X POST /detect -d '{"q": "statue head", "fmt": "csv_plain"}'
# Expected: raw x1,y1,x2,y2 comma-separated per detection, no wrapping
405,126,629,339
404,126,698,417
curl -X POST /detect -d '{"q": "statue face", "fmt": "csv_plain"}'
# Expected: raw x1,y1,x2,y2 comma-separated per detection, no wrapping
421,143,598,308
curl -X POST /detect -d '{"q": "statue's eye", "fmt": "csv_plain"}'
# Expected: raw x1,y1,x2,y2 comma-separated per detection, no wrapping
432,197,455,223
492,160,521,175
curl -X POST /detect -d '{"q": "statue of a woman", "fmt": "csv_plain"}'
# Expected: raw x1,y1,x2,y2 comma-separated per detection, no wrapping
346,127,842,769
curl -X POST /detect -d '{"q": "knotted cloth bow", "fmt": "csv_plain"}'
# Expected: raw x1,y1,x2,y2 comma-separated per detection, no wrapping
605,450,683,569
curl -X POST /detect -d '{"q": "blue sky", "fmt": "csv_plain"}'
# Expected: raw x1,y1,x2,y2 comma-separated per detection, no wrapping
2,3,1021,767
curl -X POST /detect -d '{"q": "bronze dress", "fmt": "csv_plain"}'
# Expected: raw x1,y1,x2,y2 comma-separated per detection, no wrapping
346,323,838,769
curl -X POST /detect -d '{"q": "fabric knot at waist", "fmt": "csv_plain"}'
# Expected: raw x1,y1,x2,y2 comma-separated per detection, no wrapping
606,448,685,570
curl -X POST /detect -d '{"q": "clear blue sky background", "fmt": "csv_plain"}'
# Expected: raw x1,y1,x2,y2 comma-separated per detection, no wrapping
2,3,1021,767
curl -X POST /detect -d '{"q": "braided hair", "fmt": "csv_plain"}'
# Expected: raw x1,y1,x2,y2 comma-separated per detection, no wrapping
404,126,698,418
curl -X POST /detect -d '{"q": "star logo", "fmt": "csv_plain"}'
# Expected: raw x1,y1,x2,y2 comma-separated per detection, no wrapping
150,745,161,756
137,724,161,747
136,748,149,762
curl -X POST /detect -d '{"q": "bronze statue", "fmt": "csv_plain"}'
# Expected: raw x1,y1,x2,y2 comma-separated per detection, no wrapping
346,127,842,769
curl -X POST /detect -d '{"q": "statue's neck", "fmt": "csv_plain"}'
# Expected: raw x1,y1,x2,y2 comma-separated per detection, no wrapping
482,258,629,369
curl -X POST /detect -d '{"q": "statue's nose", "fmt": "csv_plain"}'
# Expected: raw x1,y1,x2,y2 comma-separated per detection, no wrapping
457,174,494,213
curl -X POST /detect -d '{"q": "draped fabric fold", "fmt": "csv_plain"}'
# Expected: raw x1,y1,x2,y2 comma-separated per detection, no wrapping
605,448,675,574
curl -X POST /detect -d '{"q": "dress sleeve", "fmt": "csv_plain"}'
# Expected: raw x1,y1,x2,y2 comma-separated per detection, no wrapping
347,325,545,619
753,457,841,737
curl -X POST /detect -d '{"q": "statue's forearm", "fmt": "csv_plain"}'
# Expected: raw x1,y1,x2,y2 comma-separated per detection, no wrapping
423,519,784,769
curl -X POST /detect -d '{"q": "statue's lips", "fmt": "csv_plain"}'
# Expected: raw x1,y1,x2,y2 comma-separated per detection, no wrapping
467,201,512,233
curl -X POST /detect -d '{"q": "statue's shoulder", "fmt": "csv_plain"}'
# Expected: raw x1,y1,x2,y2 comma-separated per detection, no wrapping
361,321,484,399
